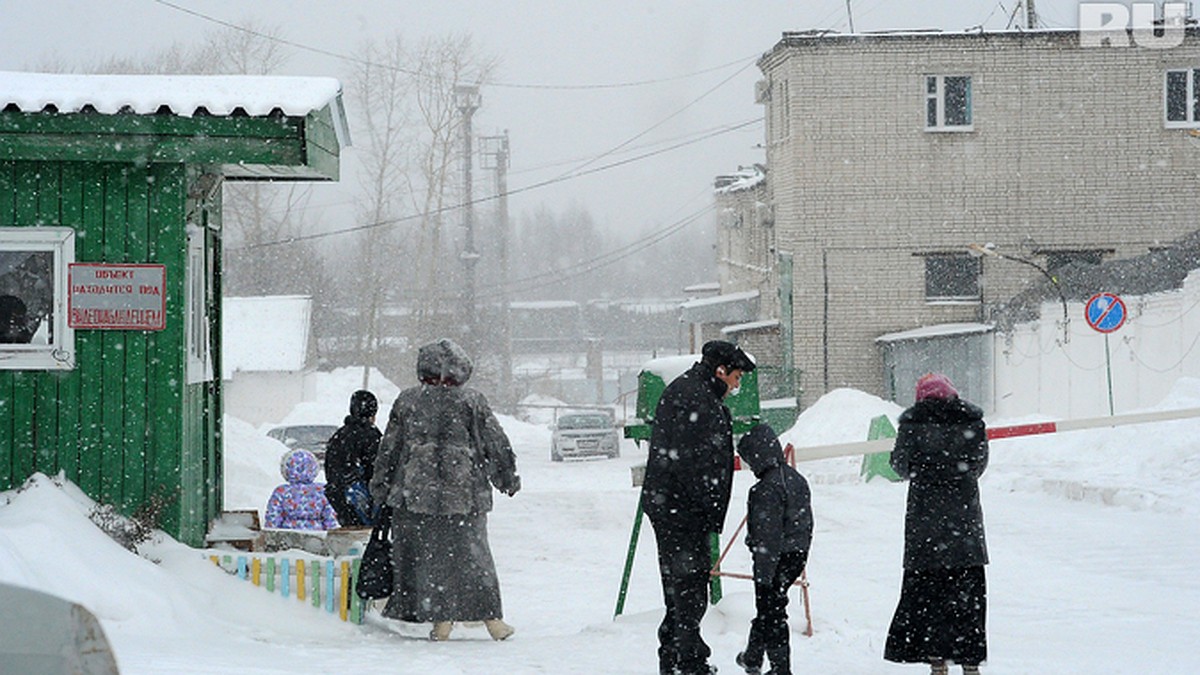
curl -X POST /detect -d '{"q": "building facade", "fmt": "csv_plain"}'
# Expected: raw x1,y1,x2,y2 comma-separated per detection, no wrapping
743,29,1200,407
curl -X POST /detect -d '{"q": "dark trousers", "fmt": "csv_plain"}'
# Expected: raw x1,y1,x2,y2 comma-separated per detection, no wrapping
650,515,713,675
743,551,808,674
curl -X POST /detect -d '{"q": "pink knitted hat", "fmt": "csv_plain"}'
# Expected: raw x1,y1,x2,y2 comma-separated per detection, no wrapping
915,372,958,401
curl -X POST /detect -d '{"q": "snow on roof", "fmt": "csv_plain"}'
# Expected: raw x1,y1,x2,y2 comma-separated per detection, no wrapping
222,295,312,378
0,71,349,146
714,165,766,194
875,322,993,343
679,289,759,309
0,71,340,117
683,282,721,293
721,318,780,335
510,300,580,310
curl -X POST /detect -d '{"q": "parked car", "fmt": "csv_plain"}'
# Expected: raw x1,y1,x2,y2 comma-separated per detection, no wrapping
550,412,621,461
266,424,339,463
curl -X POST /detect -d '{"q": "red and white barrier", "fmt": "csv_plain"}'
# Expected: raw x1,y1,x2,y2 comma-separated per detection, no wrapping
787,407,1200,463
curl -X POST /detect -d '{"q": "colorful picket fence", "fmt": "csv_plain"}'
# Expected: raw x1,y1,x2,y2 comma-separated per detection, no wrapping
205,551,369,624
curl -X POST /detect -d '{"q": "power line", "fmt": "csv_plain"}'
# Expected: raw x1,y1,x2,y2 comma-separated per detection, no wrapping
547,60,757,181
232,117,759,250
406,202,716,302
253,116,764,217
151,0,760,91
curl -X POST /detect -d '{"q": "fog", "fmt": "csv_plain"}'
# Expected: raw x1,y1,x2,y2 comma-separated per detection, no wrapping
0,0,1092,394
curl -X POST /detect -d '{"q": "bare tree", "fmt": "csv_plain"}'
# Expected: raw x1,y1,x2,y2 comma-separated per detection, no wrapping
403,35,496,345
342,36,413,379
336,34,496,384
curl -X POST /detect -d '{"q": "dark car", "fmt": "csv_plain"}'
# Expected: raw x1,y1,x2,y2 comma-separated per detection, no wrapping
266,424,339,463
550,412,621,461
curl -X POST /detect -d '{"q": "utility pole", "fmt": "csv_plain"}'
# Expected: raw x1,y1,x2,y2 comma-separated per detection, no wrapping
481,131,512,405
846,0,855,33
455,85,481,353
1026,0,1037,29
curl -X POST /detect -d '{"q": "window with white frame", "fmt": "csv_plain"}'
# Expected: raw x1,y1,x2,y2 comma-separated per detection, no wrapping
924,253,981,303
1165,69,1200,126
0,227,75,369
925,75,973,131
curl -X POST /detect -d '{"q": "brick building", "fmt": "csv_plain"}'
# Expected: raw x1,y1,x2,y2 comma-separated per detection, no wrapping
725,28,1200,407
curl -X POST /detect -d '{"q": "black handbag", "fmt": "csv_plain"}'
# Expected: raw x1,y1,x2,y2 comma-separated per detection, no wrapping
355,506,394,600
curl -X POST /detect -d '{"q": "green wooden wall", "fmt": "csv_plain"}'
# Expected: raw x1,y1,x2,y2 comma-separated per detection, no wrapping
0,159,222,546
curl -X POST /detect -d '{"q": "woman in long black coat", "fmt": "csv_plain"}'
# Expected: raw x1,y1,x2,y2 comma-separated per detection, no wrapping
885,373,988,675
370,338,521,642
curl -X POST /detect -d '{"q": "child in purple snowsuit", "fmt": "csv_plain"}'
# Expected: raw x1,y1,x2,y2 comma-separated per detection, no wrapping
264,448,340,530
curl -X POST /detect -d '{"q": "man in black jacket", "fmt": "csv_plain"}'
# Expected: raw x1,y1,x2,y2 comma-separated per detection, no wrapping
641,340,756,675
324,390,382,527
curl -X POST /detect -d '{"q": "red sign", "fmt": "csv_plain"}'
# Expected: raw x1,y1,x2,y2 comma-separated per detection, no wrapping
1084,292,1127,334
68,264,166,330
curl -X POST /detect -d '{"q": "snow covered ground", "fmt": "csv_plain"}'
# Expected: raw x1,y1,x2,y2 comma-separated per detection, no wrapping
2,370,1199,674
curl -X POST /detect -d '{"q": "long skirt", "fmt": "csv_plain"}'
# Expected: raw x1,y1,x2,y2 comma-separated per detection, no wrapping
884,566,987,666
382,510,504,623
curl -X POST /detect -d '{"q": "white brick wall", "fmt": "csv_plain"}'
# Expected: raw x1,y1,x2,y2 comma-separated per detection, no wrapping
752,30,1200,407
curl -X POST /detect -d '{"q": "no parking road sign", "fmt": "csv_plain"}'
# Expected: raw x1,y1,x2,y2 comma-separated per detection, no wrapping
1085,292,1126,334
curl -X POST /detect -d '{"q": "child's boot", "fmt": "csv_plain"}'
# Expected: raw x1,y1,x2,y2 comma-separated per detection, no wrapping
429,621,454,641
484,618,515,640
765,646,791,674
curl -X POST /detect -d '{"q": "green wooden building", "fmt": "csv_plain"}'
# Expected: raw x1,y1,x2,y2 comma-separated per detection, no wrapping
0,72,348,546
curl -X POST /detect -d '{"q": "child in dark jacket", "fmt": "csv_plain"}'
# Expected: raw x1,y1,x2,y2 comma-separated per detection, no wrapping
324,390,382,526
735,423,814,675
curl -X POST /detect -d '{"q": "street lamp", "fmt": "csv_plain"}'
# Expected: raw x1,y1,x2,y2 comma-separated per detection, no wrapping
968,242,1069,343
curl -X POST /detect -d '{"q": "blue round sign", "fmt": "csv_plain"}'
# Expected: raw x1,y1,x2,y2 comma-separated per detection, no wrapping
1085,292,1126,333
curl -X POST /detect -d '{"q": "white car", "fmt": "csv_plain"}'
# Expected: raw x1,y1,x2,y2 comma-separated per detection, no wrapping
550,412,621,462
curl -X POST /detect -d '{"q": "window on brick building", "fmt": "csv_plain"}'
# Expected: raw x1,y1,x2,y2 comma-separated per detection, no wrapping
1039,249,1110,271
923,253,980,302
1165,69,1200,126
925,75,973,131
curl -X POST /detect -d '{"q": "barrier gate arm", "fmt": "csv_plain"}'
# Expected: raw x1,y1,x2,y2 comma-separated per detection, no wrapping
791,406,1200,462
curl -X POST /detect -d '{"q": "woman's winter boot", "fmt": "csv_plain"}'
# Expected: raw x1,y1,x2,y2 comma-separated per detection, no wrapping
735,651,762,674
962,666,981,675
930,661,949,675
484,618,515,641
429,621,454,641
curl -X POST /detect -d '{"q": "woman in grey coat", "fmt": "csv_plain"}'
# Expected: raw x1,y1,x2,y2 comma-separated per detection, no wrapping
370,338,521,642
884,373,988,675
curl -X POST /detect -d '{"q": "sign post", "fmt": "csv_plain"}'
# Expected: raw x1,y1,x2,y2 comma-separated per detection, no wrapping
1084,292,1127,415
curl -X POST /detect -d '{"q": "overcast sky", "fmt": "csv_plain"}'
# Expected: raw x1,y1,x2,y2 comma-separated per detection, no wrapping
0,1,1087,247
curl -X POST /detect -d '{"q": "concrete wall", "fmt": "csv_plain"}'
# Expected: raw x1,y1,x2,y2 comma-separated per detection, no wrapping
992,273,1200,418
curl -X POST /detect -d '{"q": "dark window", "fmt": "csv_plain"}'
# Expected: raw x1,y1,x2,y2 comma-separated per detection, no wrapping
925,75,972,130
925,253,981,302
1165,69,1200,125
1044,250,1106,271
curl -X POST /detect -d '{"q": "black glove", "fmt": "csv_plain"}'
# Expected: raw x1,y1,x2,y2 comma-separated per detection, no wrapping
503,475,521,497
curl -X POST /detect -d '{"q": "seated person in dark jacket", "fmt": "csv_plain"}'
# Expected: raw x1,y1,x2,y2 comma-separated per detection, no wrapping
323,390,382,527
0,295,34,344
734,423,813,675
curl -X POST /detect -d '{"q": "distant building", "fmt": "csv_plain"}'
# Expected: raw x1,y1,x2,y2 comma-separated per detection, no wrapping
222,295,316,425
719,28,1200,407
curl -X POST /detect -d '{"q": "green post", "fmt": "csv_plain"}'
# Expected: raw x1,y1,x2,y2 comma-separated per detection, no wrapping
349,558,363,624
708,532,723,605
860,414,902,482
614,501,645,618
